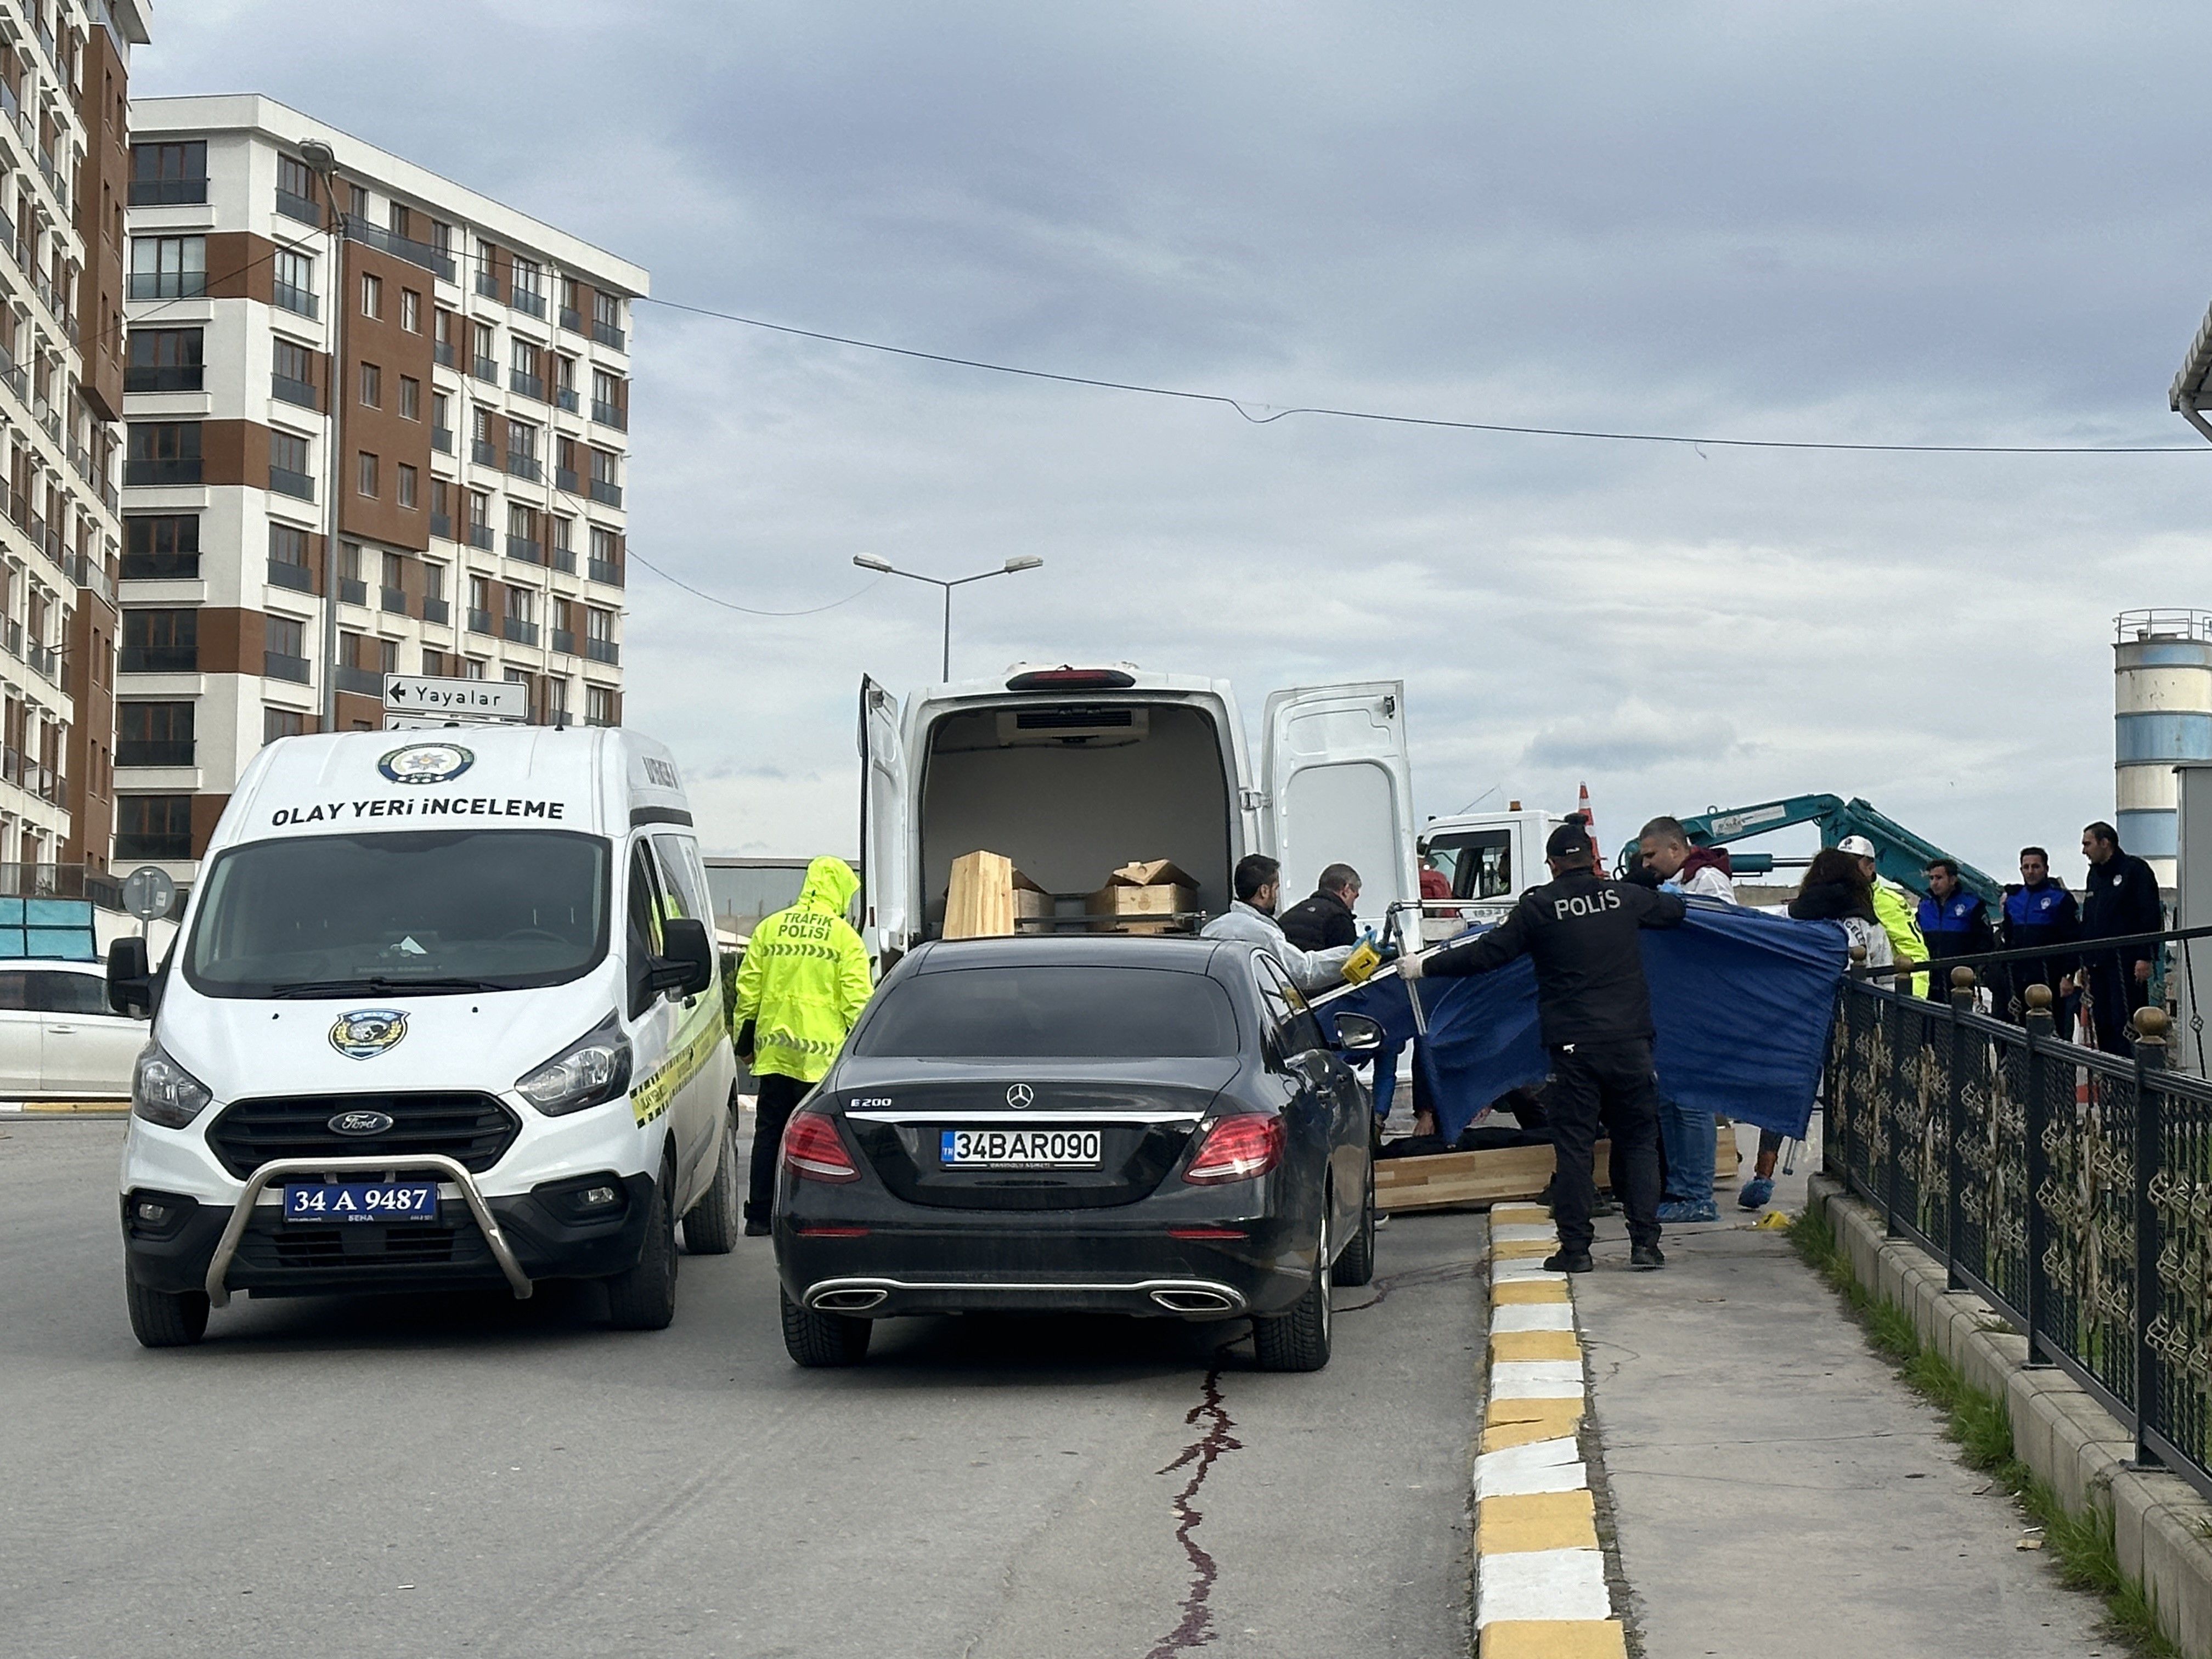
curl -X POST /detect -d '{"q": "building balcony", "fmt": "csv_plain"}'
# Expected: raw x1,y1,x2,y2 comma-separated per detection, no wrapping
130,177,208,207
431,425,453,454
121,645,198,674
117,738,194,767
509,370,544,402
268,466,315,501
123,551,200,580
429,510,452,540
466,607,492,635
550,545,576,574
126,365,205,393
471,439,496,467
555,466,578,494
422,596,450,626
433,340,456,369
503,617,538,647
592,320,625,351
271,372,317,409
381,586,408,616
591,400,627,431
335,663,384,696
273,282,318,318
264,651,311,684
472,356,497,383
506,535,541,565
588,557,623,586
510,288,546,320
342,215,456,282
27,641,57,682
468,522,494,551
275,187,321,226
506,453,542,483
476,270,503,300
588,479,622,507
0,618,19,659
128,271,207,302
340,577,368,606
115,830,190,861
126,459,202,486
552,628,575,656
268,557,313,592
585,637,619,665
554,306,579,335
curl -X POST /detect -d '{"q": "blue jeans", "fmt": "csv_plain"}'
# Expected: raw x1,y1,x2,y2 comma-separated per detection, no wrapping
1658,1098,1714,1203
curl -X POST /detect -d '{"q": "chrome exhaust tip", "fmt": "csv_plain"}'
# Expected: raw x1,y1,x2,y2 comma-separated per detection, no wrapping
811,1287,888,1312
1150,1288,1234,1313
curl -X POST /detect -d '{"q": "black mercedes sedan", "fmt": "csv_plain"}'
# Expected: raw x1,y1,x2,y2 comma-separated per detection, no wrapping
772,935,1381,1371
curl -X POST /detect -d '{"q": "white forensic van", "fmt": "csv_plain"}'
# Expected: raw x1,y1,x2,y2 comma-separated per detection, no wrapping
111,726,738,1347
857,664,1419,955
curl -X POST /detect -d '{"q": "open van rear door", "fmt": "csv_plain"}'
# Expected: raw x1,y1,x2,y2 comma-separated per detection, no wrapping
857,676,910,955
1260,681,1418,929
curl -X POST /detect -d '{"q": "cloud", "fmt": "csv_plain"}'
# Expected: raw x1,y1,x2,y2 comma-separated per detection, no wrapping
1523,699,1745,775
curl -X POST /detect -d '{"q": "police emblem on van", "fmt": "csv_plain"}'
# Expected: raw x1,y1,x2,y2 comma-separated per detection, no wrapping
378,743,474,786
330,1009,408,1060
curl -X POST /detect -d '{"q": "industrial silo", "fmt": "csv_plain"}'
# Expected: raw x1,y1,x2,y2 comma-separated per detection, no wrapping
2114,609,2212,887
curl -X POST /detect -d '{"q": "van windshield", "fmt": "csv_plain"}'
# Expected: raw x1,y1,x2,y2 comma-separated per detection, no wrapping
183,830,610,999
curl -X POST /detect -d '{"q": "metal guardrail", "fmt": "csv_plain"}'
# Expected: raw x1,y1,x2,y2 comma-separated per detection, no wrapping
1824,968,2212,1504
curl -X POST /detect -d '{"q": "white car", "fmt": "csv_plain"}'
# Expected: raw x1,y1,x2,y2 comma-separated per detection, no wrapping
0,960,148,1097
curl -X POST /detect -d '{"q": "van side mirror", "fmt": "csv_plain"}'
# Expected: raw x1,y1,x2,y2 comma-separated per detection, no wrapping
1331,1012,1387,1056
108,936,153,1017
651,917,716,999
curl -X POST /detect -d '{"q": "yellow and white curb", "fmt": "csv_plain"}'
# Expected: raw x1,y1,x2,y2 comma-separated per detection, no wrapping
1473,1201,1626,1659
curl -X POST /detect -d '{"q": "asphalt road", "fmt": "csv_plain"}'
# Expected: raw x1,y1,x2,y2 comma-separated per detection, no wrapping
0,1120,1484,1659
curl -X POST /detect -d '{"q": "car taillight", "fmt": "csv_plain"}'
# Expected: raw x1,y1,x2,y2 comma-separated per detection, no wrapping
1183,1114,1283,1184
782,1111,861,1183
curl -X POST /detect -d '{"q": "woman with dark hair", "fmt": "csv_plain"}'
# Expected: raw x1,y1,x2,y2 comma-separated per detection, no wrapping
1730,851,1898,1212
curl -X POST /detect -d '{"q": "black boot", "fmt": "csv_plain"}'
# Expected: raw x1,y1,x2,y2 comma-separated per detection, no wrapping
1630,1243,1664,1270
1544,1248,1595,1273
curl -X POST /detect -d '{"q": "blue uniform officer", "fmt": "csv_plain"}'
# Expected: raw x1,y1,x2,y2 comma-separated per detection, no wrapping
1914,858,1993,1003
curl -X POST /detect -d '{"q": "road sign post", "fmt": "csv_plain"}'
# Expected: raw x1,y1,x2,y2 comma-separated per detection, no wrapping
381,674,528,729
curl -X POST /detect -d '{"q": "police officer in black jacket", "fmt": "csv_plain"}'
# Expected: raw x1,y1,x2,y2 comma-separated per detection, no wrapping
1402,819,1686,1271
2079,821,2164,1054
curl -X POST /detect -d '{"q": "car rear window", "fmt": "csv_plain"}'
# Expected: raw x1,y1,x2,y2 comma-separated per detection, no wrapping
853,966,1239,1059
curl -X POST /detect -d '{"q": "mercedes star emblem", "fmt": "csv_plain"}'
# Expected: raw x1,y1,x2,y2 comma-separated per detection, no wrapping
1006,1083,1035,1109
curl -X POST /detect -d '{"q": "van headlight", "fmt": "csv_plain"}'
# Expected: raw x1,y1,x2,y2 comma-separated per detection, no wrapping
516,1013,632,1116
133,1044,212,1130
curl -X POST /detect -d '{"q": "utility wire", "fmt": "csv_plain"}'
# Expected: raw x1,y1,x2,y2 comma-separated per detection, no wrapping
624,548,884,617
639,294,2207,456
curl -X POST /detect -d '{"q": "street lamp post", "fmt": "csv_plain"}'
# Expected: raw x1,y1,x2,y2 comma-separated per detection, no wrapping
299,139,346,734
853,554,1044,682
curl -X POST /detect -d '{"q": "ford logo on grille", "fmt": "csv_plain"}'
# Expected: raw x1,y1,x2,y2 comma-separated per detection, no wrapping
328,1110,394,1136
1006,1084,1034,1109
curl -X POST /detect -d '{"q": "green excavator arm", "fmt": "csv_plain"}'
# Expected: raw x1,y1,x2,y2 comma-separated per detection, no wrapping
1615,793,2001,906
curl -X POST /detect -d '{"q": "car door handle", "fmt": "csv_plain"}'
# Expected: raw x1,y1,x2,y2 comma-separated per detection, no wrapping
48,1025,75,1034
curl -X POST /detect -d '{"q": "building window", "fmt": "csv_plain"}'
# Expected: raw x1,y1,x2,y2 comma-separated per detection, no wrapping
125,422,202,486
423,562,446,602
397,464,417,509
115,795,193,860
120,609,198,674
347,183,369,219
467,574,492,634
420,648,446,677
359,272,382,319
263,707,308,743
273,247,316,315
123,515,200,580
269,430,312,499
129,140,207,206
586,685,616,727
591,290,623,347
467,490,490,534
125,327,204,393
276,154,318,222
588,447,620,504
358,362,381,408
476,240,501,297
398,375,420,420
269,522,310,569
509,337,542,399
117,701,194,768
357,452,378,498
272,337,315,407
400,288,422,332
472,321,495,381
263,613,307,685
128,235,205,300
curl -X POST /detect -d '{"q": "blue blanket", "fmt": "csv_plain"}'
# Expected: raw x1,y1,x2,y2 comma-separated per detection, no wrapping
1329,905,1847,1141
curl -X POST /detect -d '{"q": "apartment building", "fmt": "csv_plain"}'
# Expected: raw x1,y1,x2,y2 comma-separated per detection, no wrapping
120,93,645,879
0,2,149,895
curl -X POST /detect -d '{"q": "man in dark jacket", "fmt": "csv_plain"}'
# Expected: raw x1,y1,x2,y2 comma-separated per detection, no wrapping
2079,821,2163,1054
1915,859,1994,1003
1279,864,1361,952
1403,819,1685,1271
1999,846,2079,1025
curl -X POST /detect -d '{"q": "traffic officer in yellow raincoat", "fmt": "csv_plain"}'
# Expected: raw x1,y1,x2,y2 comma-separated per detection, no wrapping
732,856,874,1235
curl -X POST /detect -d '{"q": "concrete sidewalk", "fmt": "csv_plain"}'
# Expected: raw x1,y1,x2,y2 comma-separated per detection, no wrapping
1571,1127,2115,1659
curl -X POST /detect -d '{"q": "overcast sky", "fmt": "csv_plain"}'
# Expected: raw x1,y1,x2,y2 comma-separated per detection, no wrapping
140,3,2212,885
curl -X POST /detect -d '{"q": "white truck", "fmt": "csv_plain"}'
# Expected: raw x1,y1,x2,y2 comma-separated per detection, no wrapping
856,664,1419,955
1413,805,1571,939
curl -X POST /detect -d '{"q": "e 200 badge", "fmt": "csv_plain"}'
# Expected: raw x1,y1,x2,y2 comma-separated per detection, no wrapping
378,743,475,786
330,1009,409,1060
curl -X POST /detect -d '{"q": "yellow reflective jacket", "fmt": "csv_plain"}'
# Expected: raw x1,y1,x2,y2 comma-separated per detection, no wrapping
1871,882,1928,995
732,856,874,1082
